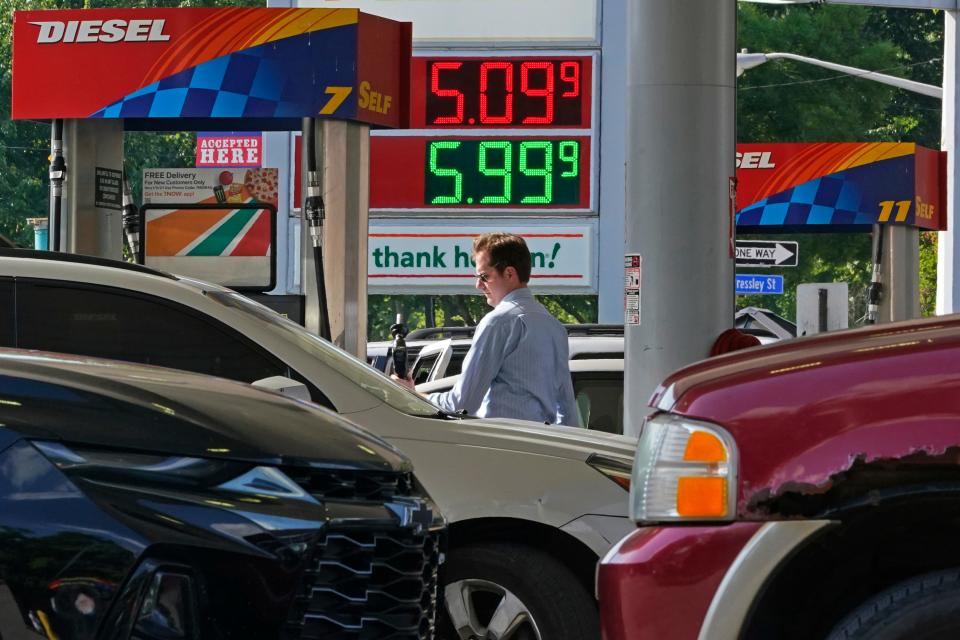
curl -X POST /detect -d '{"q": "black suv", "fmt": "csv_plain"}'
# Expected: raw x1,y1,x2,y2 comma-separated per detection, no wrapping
0,350,443,640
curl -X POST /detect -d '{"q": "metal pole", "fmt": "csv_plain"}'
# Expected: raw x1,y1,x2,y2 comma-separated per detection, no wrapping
818,288,829,333
623,0,736,436
938,9,959,315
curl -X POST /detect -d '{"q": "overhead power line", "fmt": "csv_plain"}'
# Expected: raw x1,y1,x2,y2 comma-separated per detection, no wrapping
740,57,942,92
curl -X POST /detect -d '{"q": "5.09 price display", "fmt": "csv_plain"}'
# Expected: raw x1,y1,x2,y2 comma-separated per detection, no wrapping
410,56,593,129
426,138,583,207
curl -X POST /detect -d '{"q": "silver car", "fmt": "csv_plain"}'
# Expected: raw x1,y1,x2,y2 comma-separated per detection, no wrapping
0,249,635,640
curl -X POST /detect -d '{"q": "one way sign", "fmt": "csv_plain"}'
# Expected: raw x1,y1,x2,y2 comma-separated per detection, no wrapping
735,240,799,268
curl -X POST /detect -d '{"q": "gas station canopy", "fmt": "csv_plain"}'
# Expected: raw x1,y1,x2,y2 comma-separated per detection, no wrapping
12,7,411,131
736,142,947,232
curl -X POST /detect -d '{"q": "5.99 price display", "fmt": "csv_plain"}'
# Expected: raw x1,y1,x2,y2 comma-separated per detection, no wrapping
367,135,591,211
426,139,582,207
411,56,593,129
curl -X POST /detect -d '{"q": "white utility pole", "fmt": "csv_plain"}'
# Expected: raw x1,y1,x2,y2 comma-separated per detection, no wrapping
938,10,960,313
623,0,736,436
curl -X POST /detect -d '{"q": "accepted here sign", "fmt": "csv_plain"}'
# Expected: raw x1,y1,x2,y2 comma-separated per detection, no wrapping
368,221,596,293
196,133,262,168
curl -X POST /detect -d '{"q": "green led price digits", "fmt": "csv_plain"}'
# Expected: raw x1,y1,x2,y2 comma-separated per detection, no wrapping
479,141,512,204
428,141,463,204
427,139,581,206
519,141,551,204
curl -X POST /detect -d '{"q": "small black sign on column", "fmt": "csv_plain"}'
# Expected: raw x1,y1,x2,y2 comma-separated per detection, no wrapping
735,240,799,268
95,167,123,210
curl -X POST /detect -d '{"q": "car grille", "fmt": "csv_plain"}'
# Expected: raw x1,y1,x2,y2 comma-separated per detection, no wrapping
286,526,441,640
282,468,415,502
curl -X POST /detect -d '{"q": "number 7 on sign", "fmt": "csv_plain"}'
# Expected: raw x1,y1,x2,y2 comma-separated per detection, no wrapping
319,87,353,115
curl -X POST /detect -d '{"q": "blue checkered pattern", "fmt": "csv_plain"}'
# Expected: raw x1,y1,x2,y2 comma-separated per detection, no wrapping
91,26,357,119
737,176,874,227
736,155,915,227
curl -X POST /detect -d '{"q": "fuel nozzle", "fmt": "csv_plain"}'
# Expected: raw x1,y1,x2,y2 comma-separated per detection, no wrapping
865,223,884,325
390,314,409,379
865,266,883,325
305,172,324,249
121,173,140,259
48,119,66,252
48,143,66,196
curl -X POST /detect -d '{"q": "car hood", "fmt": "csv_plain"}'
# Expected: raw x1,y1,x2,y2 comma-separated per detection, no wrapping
652,314,960,418
420,415,636,463
0,350,409,472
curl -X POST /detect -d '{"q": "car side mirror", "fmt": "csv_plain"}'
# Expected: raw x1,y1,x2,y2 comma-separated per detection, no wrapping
251,376,311,402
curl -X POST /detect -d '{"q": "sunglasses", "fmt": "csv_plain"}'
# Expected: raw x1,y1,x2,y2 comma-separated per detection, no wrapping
475,262,507,283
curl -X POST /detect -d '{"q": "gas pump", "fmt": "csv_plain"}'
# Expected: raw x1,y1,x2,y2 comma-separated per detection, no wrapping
866,223,884,325
47,119,65,252
121,171,140,259
14,6,411,357
303,118,332,342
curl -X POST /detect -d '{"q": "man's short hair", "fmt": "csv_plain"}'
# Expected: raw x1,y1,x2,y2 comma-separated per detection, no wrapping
473,232,532,283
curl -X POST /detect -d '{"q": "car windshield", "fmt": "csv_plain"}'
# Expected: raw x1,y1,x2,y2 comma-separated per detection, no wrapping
203,289,442,417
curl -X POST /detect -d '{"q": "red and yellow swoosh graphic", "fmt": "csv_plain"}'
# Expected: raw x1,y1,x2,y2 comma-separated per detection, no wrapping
142,8,358,86
752,142,915,203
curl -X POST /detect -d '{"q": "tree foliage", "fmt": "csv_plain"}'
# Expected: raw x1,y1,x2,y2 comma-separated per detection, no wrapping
737,4,943,322
0,2,945,329
367,294,597,341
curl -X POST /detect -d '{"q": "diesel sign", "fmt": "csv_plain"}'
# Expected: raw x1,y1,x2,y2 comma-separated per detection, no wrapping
31,19,171,43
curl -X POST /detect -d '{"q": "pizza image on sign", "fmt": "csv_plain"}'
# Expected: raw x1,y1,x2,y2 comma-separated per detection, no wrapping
243,168,279,207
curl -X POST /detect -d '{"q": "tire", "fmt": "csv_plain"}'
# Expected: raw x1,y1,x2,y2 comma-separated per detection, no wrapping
826,568,960,640
438,543,599,640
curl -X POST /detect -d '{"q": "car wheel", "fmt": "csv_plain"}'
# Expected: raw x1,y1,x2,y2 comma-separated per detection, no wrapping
438,543,599,640
826,568,960,640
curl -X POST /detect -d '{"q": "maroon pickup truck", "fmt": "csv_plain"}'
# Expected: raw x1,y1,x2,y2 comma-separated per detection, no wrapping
599,315,960,640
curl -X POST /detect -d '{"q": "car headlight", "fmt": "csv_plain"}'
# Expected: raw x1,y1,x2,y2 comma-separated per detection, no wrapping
587,454,632,491
32,441,244,486
631,413,737,523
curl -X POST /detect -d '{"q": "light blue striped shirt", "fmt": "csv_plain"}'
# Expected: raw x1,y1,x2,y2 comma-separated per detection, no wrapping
429,288,581,427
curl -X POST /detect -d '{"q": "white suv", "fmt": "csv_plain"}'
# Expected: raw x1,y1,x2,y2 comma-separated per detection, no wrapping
0,249,635,640
417,354,626,434
410,328,623,385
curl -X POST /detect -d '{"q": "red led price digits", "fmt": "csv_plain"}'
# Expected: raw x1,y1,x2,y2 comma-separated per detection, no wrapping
480,61,513,124
428,59,583,127
431,61,464,124
520,62,553,125
559,61,579,97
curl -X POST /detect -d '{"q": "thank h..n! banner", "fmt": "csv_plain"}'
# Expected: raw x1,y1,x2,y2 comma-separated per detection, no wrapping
367,221,597,294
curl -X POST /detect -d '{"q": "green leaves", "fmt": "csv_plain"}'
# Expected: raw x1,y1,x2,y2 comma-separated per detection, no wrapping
367,294,598,340
737,4,942,322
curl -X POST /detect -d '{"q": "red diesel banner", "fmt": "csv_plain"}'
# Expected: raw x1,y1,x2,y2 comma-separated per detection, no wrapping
12,8,411,128
735,142,946,231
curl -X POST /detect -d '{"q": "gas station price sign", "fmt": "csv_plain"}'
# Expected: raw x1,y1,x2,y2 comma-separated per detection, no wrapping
410,55,593,129
370,136,591,211
369,52,596,213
